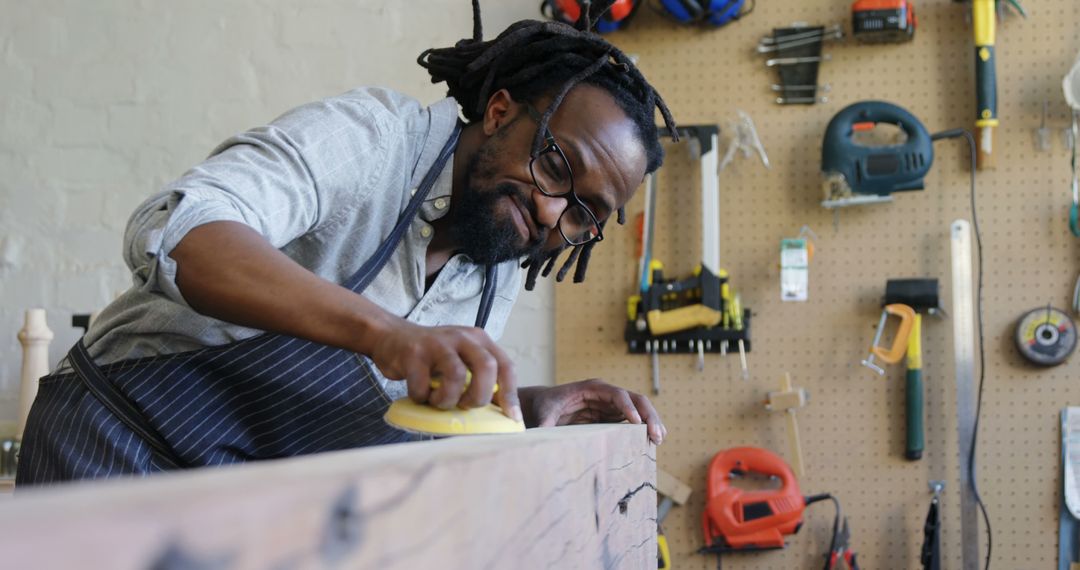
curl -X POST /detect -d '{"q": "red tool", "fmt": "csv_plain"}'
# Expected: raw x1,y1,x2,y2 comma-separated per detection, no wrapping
701,447,857,568
826,517,860,570
702,447,805,551
541,0,638,33
852,0,917,44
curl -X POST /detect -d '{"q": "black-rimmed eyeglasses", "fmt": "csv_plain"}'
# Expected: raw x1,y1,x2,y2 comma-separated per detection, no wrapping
525,105,604,247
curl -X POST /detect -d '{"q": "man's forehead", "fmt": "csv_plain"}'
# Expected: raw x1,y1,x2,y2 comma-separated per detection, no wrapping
549,89,645,209
546,86,644,164
546,85,626,124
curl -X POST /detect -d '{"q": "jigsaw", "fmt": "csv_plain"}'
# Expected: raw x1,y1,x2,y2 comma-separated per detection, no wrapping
821,100,933,209
700,447,858,568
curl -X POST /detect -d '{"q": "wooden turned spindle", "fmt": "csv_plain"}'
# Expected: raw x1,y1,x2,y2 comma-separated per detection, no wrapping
16,309,53,441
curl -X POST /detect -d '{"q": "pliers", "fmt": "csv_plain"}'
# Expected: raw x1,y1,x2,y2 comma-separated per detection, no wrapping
824,517,859,570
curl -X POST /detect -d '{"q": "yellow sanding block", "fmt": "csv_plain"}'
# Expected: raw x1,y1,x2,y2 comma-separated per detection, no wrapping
382,374,525,436
384,399,524,436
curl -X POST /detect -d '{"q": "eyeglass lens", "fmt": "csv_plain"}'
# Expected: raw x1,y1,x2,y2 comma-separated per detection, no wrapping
530,148,599,245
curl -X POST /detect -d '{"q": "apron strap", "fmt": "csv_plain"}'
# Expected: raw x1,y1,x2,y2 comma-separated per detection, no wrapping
346,122,463,294
68,340,187,470
474,264,498,328
344,121,498,331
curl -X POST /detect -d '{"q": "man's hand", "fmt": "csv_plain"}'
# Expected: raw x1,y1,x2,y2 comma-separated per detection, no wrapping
520,380,666,444
172,221,521,422
369,320,522,423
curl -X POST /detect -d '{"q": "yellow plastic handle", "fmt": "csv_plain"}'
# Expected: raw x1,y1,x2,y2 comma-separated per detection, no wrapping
871,304,916,364
646,305,722,336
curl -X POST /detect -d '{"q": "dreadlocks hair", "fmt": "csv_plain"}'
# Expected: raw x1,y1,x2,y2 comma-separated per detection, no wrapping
418,0,677,290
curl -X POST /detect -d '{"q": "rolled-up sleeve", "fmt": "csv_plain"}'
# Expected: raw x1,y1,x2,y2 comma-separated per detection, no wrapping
123,90,403,306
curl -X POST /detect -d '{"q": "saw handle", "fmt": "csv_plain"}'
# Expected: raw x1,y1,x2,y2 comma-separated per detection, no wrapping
871,304,916,365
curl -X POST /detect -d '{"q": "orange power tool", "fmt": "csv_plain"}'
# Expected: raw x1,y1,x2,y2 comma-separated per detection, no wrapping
701,447,807,552
702,447,857,568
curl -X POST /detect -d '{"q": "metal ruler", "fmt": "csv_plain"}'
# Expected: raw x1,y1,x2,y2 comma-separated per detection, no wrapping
950,219,980,570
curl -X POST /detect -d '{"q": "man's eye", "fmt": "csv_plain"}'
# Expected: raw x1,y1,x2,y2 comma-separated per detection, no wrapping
542,154,568,183
566,204,594,226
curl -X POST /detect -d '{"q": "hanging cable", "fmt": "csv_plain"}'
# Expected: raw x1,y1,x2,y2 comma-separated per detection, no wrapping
931,128,992,570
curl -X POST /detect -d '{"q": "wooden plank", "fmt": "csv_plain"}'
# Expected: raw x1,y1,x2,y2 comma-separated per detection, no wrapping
0,424,656,570
656,468,691,506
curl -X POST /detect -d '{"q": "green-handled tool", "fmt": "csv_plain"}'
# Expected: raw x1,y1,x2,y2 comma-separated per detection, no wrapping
906,314,925,460
883,278,942,461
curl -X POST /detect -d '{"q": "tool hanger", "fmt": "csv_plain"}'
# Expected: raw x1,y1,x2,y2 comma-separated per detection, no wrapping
625,119,766,387
760,23,840,105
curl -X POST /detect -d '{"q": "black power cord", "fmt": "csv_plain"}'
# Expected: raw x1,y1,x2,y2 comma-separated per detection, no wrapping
931,128,992,570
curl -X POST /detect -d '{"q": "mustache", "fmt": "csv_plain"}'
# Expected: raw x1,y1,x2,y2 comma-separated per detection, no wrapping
494,182,548,245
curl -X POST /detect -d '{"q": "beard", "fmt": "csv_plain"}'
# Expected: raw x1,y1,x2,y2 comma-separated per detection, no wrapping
448,139,551,265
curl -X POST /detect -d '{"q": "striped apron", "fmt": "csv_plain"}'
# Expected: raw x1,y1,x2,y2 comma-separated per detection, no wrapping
17,123,495,485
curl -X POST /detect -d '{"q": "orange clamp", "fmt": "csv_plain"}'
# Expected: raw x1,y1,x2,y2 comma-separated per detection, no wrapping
870,304,916,364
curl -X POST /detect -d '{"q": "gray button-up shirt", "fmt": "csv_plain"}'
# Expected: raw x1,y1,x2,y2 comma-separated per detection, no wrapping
83,88,522,400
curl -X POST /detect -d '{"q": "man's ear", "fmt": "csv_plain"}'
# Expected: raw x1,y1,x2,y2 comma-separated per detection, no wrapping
482,89,517,136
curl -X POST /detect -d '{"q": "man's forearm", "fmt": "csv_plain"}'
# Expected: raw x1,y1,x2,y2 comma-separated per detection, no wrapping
172,220,396,356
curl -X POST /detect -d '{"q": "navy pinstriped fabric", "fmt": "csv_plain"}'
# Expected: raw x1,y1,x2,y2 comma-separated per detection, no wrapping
18,341,405,483
17,124,474,486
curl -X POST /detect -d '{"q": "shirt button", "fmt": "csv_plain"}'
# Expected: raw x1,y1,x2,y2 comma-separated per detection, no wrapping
420,226,432,238
433,198,447,210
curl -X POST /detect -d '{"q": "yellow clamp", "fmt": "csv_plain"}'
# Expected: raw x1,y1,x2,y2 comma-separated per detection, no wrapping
871,304,916,365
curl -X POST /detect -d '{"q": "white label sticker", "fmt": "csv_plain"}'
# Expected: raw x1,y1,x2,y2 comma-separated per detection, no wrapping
780,238,809,302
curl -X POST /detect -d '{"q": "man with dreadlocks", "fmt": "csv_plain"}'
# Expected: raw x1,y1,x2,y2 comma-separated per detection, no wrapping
17,1,675,485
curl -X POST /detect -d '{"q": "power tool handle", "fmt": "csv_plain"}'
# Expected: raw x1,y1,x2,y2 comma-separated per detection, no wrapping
825,100,932,151
708,447,798,494
973,0,997,129
905,367,925,460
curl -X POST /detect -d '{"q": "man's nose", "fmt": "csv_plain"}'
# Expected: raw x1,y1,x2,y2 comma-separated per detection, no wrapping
531,189,567,230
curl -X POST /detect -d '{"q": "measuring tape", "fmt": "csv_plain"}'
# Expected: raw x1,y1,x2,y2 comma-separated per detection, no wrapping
1015,306,1078,366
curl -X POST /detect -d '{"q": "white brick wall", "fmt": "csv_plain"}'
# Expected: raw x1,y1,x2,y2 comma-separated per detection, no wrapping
0,0,555,421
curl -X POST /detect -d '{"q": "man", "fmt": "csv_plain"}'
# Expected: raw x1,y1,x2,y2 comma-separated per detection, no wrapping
17,1,676,485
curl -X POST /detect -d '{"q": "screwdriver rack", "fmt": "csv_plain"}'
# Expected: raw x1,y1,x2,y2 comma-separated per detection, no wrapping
624,317,751,354
624,296,752,356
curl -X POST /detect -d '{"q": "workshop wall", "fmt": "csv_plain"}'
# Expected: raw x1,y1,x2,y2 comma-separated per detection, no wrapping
0,0,555,425
555,1,1080,568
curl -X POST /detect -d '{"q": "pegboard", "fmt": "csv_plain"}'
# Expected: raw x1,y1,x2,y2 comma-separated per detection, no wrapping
554,1,1080,568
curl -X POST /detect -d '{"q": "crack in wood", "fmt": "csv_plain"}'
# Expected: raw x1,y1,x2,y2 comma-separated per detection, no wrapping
361,460,438,517
609,450,654,471
603,532,654,569
483,458,605,566
612,482,657,515
610,459,637,471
